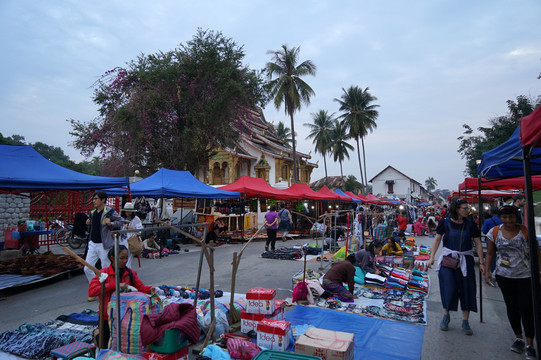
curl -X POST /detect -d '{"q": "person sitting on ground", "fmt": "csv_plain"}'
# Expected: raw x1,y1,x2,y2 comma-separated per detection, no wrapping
88,245,156,347
142,233,161,259
321,254,358,302
380,237,404,256
355,241,383,274
413,217,428,236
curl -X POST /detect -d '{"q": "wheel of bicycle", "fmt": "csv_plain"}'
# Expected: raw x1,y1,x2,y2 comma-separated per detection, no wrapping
68,234,84,249
55,228,71,247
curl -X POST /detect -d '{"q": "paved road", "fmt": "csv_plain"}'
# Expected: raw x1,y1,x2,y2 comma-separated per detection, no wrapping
0,236,521,359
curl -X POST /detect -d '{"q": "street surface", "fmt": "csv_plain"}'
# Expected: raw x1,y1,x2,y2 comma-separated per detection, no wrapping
0,236,519,359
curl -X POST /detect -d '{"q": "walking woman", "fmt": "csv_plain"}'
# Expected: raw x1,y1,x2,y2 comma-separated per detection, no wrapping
485,205,540,359
264,205,279,252
428,198,485,335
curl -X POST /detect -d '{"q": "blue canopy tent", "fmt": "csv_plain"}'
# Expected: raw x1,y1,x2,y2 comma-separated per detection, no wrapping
105,168,240,199
0,145,129,191
333,189,362,203
478,108,541,353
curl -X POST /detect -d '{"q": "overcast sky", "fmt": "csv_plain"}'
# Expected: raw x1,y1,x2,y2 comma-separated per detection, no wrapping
1,0,540,190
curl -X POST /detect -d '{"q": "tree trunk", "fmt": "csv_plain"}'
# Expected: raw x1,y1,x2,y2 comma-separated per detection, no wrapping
355,136,365,191
339,160,344,178
361,136,368,190
323,153,328,186
290,112,298,183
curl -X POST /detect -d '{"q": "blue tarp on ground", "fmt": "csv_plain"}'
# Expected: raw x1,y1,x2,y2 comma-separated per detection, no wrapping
478,126,541,178
286,305,424,360
0,145,129,190
106,168,240,199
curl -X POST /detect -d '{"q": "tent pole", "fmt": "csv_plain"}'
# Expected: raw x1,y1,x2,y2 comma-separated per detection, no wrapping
523,145,541,354
477,175,483,323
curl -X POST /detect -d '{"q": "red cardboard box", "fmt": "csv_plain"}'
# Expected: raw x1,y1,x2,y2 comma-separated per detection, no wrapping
240,301,286,333
144,346,189,360
246,287,276,315
295,327,354,360
256,318,290,351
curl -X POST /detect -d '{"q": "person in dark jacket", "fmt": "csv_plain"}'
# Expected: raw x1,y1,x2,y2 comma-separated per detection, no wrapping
355,241,383,274
321,254,358,302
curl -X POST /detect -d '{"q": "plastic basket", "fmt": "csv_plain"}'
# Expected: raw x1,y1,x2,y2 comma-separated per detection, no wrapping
149,328,188,354
253,350,322,359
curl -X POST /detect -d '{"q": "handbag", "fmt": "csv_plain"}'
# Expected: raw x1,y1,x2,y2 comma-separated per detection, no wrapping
127,235,143,255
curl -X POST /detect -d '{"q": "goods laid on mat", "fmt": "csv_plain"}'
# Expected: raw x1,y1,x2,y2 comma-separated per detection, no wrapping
0,253,83,277
261,247,303,260
0,310,98,359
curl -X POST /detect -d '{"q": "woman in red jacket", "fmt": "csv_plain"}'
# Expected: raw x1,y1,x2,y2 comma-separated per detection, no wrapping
89,245,156,346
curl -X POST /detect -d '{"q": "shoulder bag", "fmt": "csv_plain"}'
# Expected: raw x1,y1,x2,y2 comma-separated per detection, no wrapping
441,220,463,270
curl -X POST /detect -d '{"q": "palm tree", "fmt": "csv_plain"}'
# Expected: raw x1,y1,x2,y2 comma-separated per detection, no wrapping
425,177,438,193
334,86,379,192
330,120,354,178
266,45,316,182
274,121,293,148
304,110,334,186
344,175,362,193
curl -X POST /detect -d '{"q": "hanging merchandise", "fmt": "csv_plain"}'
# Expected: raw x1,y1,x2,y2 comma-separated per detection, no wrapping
134,196,152,216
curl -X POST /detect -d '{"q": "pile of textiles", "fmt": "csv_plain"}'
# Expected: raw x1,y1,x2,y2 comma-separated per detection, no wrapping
364,273,387,288
375,262,393,277
386,268,410,292
404,238,416,247
156,285,224,300
261,247,302,260
418,245,430,255
291,268,323,289
0,310,97,359
407,270,429,296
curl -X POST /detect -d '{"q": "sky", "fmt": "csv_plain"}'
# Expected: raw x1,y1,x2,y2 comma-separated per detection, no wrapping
1,0,540,191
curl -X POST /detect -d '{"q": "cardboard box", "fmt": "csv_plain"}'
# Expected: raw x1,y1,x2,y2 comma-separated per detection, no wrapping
295,327,354,360
246,287,276,314
144,346,189,360
256,318,290,352
240,301,286,333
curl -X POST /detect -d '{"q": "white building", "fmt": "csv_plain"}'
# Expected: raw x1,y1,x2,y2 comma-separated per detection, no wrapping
369,166,429,203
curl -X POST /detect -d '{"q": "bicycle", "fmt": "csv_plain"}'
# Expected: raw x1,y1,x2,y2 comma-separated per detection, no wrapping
52,222,88,249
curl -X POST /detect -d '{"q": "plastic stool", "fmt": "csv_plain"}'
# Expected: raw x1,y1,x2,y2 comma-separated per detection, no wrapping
50,341,95,360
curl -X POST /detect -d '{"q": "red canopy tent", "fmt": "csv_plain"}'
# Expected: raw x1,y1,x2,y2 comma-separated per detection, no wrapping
458,175,541,192
317,185,352,201
345,191,365,201
280,183,329,200
520,103,541,147
219,176,294,199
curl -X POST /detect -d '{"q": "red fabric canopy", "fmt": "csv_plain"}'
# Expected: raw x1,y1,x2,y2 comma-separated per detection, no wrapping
520,105,541,147
345,191,365,201
458,176,541,191
317,185,352,201
280,183,329,200
219,176,294,199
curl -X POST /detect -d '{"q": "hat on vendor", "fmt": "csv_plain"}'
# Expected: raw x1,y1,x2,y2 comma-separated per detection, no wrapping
121,202,136,212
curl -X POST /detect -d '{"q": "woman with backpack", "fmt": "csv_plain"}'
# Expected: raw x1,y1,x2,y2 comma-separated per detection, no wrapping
485,205,540,359
278,202,293,242
88,245,156,346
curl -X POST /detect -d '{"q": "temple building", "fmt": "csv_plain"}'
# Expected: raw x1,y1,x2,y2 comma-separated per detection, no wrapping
197,108,317,186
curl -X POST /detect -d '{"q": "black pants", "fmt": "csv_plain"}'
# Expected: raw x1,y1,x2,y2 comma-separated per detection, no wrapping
266,229,277,250
496,275,534,338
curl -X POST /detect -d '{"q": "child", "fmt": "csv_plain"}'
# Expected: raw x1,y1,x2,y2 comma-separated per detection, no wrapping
142,233,161,258
88,245,155,347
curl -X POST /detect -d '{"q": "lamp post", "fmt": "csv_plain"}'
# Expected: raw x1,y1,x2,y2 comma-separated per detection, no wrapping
476,159,484,322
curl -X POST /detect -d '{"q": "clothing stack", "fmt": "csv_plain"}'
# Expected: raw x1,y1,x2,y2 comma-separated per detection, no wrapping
407,275,428,296
364,273,387,288
375,263,393,277
386,268,410,292
418,245,431,256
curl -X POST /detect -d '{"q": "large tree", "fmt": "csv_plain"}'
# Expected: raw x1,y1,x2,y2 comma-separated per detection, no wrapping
70,29,265,176
458,95,541,177
265,45,316,182
274,121,293,148
304,110,335,186
425,177,437,193
331,120,354,178
334,86,379,192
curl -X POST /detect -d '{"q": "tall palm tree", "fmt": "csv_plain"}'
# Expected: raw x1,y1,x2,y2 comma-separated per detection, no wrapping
330,120,354,178
274,121,293,148
425,177,438,193
304,110,334,186
344,174,362,193
266,45,316,182
334,86,379,192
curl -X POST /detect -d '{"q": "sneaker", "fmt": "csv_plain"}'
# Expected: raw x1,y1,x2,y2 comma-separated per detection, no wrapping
440,314,450,331
510,338,525,353
525,345,537,359
462,320,473,335
87,296,97,302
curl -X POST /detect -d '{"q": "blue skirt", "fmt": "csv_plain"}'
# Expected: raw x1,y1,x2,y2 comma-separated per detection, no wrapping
438,256,477,312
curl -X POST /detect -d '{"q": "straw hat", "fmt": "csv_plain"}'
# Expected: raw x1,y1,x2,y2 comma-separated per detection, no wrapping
121,202,136,212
